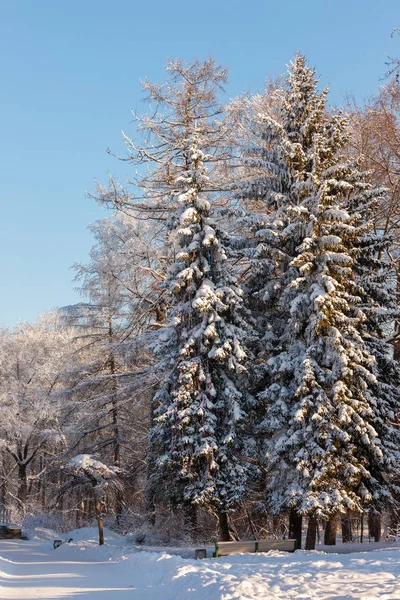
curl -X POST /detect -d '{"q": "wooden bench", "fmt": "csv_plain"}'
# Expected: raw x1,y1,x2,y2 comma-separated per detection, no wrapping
0,526,23,540
0,508,11,524
213,538,297,557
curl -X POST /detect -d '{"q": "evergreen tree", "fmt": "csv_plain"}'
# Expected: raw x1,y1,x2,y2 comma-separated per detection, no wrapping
349,180,400,540
153,131,254,539
121,60,255,539
236,54,400,549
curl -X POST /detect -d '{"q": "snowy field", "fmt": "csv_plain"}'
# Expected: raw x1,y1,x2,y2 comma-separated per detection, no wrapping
1,528,400,599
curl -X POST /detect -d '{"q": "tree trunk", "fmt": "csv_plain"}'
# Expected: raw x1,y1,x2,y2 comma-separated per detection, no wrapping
389,506,400,533
324,516,338,545
368,511,373,539
39,456,46,509
145,387,156,526
184,505,198,539
368,510,382,542
18,463,28,511
0,457,7,509
115,489,124,526
305,515,318,550
360,511,364,543
108,319,121,467
108,319,123,524
289,508,302,549
393,272,400,361
83,498,90,523
341,513,353,543
374,513,382,542
218,511,232,541
96,501,105,546
245,503,258,540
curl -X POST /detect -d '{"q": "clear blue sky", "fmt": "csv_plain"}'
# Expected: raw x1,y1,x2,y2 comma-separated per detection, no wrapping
1,0,398,327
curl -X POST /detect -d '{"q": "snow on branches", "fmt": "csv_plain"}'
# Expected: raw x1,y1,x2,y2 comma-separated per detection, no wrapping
235,54,400,527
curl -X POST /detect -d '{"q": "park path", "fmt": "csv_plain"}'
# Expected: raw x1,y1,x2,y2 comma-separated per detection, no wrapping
0,539,134,599
2,535,400,599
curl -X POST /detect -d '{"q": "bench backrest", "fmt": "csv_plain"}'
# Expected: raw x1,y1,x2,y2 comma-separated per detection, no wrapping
0,507,11,524
215,541,257,556
257,539,296,553
215,538,296,557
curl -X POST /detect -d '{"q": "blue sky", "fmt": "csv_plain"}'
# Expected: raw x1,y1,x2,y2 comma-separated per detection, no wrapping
0,0,398,327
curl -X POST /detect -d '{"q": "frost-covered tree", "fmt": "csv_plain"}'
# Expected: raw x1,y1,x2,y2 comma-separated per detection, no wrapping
61,215,156,521
115,59,255,540
154,134,255,540
236,54,400,549
0,314,72,513
348,179,400,541
346,81,400,359
62,454,121,545
63,217,148,468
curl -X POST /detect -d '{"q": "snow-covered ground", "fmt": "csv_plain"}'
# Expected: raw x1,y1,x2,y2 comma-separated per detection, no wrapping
1,528,400,599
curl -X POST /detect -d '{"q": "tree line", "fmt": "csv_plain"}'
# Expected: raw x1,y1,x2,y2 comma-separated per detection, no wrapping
1,53,400,549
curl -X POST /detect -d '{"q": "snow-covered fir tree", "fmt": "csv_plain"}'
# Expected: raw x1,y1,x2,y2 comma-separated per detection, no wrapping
153,131,255,539
235,54,400,549
348,178,400,541
119,60,256,539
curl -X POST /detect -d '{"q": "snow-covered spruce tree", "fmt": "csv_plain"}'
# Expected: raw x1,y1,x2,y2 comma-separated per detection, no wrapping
236,54,400,549
231,57,330,546
116,60,255,540
348,180,400,541
345,87,400,536
154,131,255,540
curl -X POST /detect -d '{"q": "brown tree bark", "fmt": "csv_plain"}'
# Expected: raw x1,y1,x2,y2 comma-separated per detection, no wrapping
324,516,338,545
108,317,123,524
218,511,232,541
95,501,105,546
393,274,400,362
145,387,157,526
0,457,8,510
305,515,318,550
38,456,47,510
341,513,353,543
184,505,198,539
389,506,400,532
360,511,364,543
18,463,27,511
245,503,258,540
289,509,302,549
368,510,382,542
